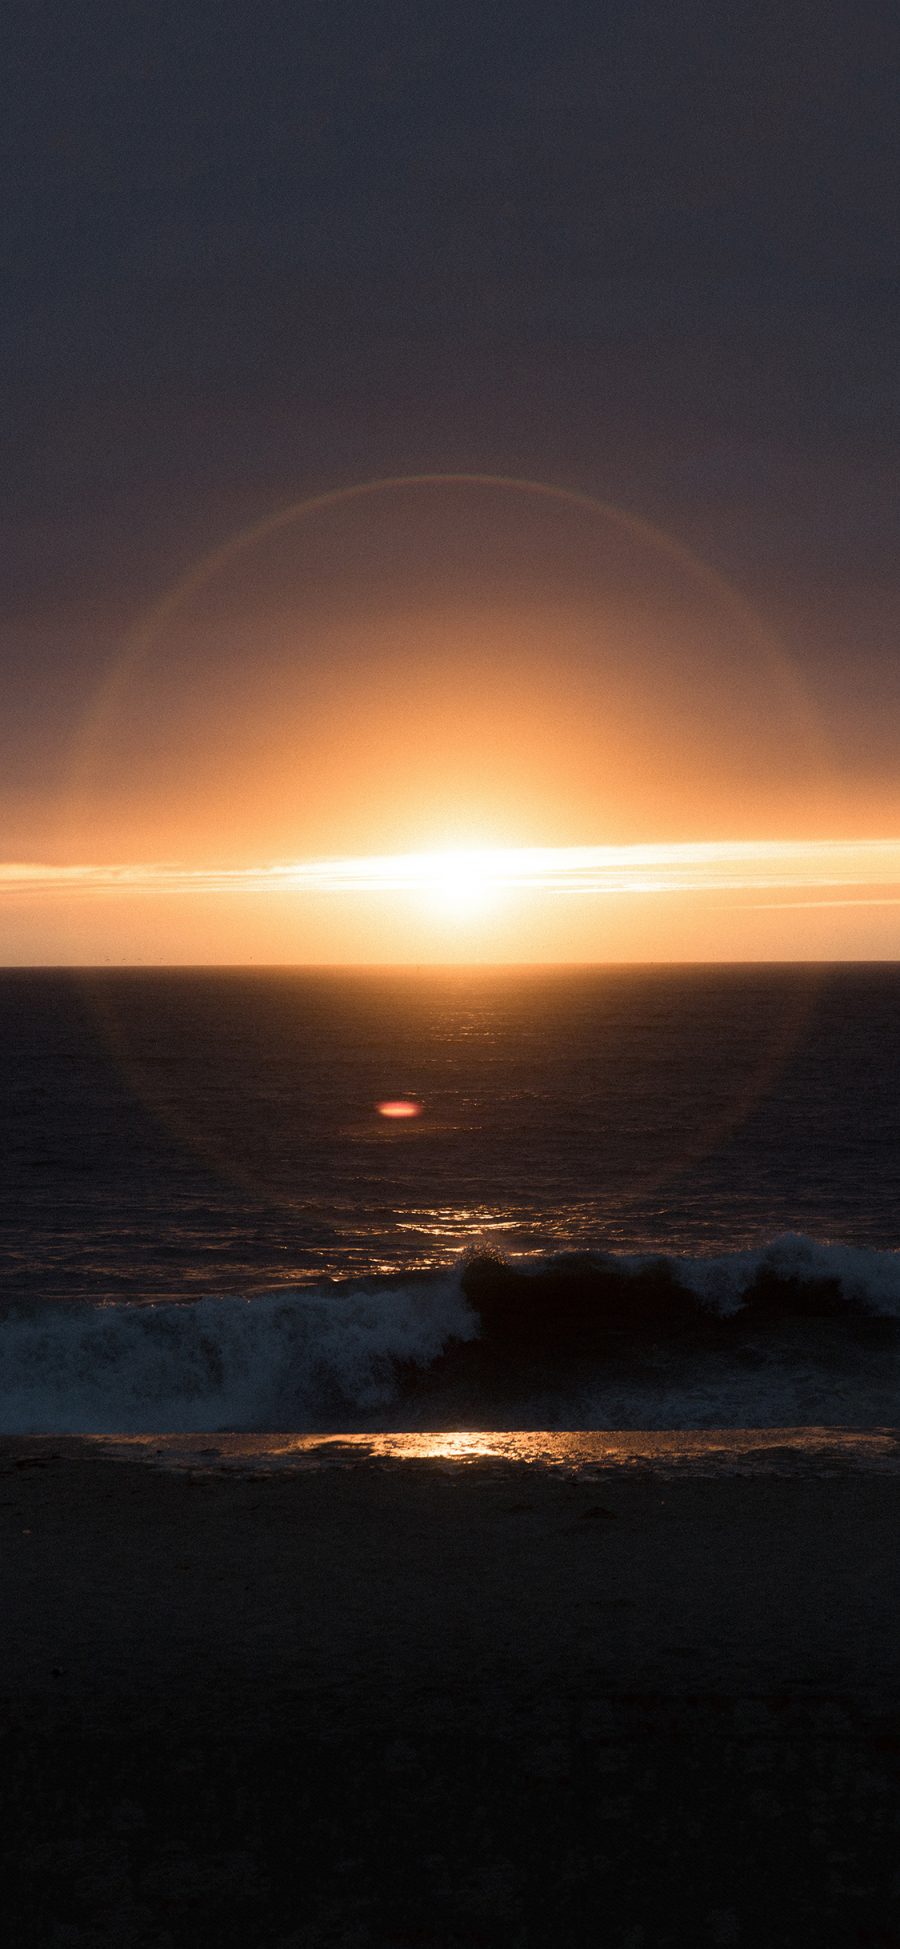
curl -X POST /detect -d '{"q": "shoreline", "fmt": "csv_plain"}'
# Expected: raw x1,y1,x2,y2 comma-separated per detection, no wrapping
75,1423,900,1474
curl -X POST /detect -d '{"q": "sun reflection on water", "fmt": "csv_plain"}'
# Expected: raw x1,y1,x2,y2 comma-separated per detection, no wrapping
85,1428,900,1475
395,1205,524,1248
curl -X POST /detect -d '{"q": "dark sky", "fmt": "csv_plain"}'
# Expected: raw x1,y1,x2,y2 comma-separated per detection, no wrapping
3,0,899,796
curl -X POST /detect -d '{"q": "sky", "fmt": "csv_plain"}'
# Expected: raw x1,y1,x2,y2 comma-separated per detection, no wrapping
2,0,898,962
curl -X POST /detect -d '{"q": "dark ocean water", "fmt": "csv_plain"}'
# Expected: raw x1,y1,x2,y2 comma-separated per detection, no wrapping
2,965,900,1432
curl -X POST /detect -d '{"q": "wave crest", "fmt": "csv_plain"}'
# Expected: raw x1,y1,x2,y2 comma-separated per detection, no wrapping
0,1277,477,1435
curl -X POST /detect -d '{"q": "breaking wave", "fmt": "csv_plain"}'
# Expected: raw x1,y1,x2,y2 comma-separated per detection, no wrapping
0,1277,477,1435
3,1234,900,1434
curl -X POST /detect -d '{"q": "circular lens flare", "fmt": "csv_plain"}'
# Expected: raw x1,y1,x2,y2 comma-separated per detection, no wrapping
66,472,829,1203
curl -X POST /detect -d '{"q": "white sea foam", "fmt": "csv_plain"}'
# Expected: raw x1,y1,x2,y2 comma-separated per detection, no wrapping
0,1277,477,1435
658,1232,900,1315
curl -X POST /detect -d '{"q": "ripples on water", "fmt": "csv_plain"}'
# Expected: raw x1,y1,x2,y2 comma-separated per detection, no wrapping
3,967,900,1432
3,964,900,1302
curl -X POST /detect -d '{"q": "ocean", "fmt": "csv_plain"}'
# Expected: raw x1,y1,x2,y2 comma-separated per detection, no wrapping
3,963,900,1435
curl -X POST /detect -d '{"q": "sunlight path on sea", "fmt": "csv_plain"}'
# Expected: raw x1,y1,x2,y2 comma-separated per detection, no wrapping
81,1428,900,1476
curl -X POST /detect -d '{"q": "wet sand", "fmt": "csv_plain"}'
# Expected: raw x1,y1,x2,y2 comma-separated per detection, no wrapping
3,1437,900,1945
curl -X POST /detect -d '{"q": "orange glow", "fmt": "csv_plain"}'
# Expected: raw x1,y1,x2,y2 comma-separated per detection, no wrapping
376,1099,423,1119
4,839,900,963
89,1430,900,1474
1,472,893,962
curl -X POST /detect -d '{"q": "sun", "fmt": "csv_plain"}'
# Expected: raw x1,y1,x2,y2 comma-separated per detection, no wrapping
421,849,497,920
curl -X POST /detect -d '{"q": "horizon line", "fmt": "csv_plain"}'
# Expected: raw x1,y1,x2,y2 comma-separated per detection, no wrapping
4,957,900,973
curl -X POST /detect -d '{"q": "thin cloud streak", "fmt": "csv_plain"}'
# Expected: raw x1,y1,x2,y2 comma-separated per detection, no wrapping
744,897,900,910
3,841,900,901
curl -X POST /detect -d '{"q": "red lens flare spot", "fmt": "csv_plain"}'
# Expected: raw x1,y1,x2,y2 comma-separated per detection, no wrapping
375,1099,423,1119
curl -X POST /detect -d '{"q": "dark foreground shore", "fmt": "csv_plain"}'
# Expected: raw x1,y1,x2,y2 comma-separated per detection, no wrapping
3,1439,900,1947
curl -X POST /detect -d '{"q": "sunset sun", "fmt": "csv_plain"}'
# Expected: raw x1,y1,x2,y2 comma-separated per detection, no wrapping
421,849,498,919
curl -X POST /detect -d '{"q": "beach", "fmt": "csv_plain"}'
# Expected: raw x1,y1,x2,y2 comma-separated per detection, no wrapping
4,1438,900,1945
